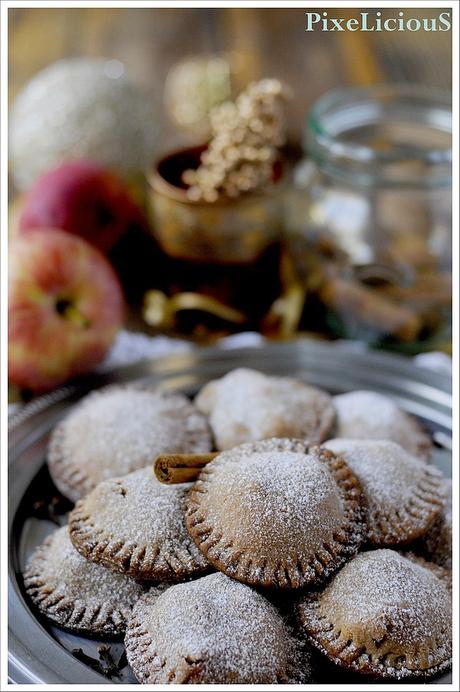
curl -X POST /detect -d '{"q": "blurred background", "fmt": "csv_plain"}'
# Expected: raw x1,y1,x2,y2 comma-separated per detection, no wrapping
9,7,452,143
8,7,453,398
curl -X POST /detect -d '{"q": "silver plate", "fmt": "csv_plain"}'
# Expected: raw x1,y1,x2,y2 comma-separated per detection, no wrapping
8,340,452,684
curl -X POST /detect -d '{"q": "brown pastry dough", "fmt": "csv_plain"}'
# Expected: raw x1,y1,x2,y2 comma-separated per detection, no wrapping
125,572,312,684
186,438,365,589
195,368,335,450
23,526,146,636
48,384,212,502
297,549,452,680
413,479,452,569
324,439,446,546
332,390,432,460
69,466,209,582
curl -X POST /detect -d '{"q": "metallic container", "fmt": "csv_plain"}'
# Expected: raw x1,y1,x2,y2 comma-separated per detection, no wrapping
147,147,285,264
8,341,452,684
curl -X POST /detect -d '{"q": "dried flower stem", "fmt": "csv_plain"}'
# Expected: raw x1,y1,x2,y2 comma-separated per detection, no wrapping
183,78,290,202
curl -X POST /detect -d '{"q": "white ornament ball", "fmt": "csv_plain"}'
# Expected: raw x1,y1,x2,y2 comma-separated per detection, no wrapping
9,58,161,191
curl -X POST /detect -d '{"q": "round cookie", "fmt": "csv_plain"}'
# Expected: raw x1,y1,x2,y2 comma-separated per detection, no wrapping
125,572,312,684
23,526,146,637
195,368,335,450
69,466,209,582
186,438,365,589
324,439,446,546
48,384,212,502
332,390,432,459
297,549,452,680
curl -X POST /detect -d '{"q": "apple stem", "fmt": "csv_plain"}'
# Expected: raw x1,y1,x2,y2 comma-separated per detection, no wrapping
61,303,90,328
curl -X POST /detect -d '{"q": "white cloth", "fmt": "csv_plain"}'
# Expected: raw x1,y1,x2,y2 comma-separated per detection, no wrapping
8,331,451,417
98,330,265,371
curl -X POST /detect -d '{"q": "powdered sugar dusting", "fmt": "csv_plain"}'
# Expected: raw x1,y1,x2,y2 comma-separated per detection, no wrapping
317,550,451,667
195,368,334,450
48,385,211,501
333,390,431,459
81,468,191,543
70,466,208,578
125,572,311,683
203,450,344,556
325,438,444,521
23,525,145,634
186,439,365,588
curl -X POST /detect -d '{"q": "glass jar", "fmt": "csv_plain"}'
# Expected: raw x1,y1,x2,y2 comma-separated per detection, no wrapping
287,85,452,351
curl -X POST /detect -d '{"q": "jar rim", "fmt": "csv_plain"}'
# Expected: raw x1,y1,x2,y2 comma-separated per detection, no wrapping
306,84,452,188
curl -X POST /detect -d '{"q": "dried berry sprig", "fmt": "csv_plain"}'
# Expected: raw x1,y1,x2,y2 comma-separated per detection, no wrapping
183,78,290,202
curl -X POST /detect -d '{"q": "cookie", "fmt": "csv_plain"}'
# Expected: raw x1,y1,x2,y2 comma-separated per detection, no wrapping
324,439,446,546
412,479,452,569
125,572,312,684
23,526,146,637
48,384,212,502
69,466,209,581
195,368,335,450
297,549,451,680
332,390,432,459
186,438,365,589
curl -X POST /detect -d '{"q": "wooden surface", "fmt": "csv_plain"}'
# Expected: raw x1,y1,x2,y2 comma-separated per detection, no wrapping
8,7,452,147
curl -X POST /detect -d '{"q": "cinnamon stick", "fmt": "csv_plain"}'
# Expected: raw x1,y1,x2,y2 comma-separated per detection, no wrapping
154,453,218,484
320,276,421,341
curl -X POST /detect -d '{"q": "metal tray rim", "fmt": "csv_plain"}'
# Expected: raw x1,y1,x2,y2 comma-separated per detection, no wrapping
8,339,452,684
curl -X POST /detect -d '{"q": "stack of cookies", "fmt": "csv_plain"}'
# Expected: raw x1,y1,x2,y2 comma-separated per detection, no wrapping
24,369,452,684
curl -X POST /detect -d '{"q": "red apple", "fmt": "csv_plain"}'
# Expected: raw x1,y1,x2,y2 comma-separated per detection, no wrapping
18,160,146,253
9,229,124,392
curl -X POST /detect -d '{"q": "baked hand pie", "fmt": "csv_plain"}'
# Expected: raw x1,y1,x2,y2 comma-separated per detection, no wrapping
412,479,452,569
297,549,451,680
332,390,432,459
195,368,335,450
69,466,209,582
125,572,312,684
185,438,365,589
324,439,446,546
23,526,145,637
48,384,212,502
